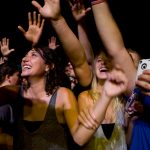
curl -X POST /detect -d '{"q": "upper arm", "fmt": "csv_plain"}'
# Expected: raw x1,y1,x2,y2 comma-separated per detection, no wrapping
74,61,93,87
78,91,90,112
61,88,79,135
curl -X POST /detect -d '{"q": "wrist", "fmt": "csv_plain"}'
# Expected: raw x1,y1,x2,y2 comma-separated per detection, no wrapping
50,16,64,25
90,0,106,6
101,89,113,101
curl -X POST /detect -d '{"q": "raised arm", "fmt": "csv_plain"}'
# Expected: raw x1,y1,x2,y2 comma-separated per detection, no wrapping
68,0,94,65
91,0,136,94
32,0,92,87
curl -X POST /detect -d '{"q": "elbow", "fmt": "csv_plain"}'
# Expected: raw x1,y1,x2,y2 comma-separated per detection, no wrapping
73,136,87,146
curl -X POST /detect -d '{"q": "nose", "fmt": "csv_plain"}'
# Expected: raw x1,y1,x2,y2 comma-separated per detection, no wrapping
100,60,105,66
22,55,30,62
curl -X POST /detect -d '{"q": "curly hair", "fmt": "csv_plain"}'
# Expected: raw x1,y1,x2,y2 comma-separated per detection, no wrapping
33,46,67,95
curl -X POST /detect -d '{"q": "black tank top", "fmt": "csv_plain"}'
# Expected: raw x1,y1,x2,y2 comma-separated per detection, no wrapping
14,88,69,150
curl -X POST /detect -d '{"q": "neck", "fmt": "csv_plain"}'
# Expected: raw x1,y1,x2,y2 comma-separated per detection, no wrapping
24,77,47,100
98,78,106,86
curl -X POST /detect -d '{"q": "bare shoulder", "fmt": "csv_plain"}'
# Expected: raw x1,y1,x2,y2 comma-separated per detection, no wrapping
78,90,89,98
57,87,74,96
78,90,92,110
56,87,77,106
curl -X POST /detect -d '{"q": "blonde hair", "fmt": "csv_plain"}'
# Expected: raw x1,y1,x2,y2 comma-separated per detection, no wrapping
89,51,124,122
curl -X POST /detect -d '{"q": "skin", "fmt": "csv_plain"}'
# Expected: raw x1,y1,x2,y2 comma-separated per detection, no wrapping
91,1,137,95
20,48,127,146
31,0,93,87
78,54,118,129
0,0,128,147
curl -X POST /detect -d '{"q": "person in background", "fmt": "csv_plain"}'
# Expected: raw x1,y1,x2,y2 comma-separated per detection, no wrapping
126,69,150,150
0,37,15,65
0,37,20,150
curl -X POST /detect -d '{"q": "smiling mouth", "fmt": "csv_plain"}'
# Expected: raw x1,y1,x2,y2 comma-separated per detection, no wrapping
99,68,108,72
22,65,31,70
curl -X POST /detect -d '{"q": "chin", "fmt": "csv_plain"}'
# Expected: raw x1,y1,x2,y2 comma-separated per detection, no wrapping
98,73,108,79
21,73,29,77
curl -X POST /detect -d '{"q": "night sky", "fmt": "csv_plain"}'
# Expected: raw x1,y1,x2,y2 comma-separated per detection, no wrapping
0,0,150,63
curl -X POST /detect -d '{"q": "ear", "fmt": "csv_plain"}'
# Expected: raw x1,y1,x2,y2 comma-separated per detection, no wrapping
50,63,55,70
45,64,50,72
5,75,11,83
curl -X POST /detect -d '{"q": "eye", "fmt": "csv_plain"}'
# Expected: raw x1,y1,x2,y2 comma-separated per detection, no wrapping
97,58,103,63
32,52,39,57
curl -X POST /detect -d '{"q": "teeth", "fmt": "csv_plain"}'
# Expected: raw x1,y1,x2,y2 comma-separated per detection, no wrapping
99,68,108,72
23,65,31,69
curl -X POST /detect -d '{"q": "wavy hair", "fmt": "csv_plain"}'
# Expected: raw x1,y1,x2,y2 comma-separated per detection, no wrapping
23,46,67,95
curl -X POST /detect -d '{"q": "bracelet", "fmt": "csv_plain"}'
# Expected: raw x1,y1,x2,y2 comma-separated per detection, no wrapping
90,0,106,6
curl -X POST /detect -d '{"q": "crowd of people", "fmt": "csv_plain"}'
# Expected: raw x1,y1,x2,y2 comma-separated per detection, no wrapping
0,0,150,150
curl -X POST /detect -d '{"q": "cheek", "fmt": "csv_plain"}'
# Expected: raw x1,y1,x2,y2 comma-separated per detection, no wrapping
13,76,19,83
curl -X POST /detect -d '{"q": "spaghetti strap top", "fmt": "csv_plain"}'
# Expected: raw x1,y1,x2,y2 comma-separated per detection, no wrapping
14,88,69,150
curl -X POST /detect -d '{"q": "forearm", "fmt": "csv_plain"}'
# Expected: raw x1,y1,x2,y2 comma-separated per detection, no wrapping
78,23,94,65
51,17,92,86
92,1,125,55
92,1,136,94
73,92,111,145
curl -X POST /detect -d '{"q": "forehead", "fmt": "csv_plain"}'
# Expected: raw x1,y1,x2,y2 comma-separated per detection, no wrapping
24,49,42,57
26,48,37,54
95,55,105,62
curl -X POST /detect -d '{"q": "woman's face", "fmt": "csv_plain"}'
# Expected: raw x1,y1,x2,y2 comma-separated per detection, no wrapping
94,55,109,80
21,49,49,78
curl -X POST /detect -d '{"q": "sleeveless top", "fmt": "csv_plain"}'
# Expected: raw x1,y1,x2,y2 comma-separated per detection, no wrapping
81,106,127,150
13,88,69,150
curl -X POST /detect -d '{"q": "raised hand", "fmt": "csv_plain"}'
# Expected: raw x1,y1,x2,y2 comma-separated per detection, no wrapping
32,0,62,20
68,0,91,22
103,68,128,98
0,37,15,57
136,69,150,96
48,36,60,50
18,11,45,46
0,57,5,65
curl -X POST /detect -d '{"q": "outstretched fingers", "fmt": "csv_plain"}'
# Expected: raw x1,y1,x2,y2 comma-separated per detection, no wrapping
32,0,42,11
18,26,26,35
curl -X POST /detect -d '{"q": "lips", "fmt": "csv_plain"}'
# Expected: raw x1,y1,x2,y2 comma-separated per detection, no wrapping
22,65,32,70
99,67,108,72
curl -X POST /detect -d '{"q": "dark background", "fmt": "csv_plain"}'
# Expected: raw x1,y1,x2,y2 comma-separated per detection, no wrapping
0,0,150,64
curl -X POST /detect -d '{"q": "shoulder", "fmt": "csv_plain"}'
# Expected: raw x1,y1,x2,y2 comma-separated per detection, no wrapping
78,90,91,108
57,87,77,101
57,87,74,95
57,87,78,109
78,90,90,99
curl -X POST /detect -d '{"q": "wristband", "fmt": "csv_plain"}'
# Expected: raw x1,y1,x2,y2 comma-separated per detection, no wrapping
90,0,106,6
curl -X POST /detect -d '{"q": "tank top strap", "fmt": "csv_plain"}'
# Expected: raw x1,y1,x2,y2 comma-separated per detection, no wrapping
49,87,59,106
44,87,59,122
